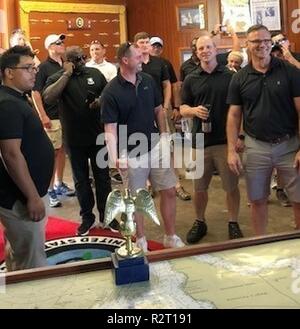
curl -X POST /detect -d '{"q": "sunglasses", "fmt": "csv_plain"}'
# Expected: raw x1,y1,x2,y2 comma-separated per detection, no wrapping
74,54,87,62
51,40,64,46
90,40,104,47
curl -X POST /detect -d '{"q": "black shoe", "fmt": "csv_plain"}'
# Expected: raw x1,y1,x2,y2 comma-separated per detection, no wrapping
176,186,191,201
228,222,243,239
107,218,120,233
186,220,207,244
77,219,95,236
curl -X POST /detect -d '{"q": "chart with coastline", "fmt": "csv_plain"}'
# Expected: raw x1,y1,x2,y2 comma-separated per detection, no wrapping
1,239,300,309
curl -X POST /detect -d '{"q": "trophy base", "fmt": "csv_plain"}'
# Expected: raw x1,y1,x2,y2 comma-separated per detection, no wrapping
111,252,149,285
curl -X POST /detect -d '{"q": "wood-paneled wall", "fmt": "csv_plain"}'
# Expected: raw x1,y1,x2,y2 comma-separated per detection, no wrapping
126,0,299,75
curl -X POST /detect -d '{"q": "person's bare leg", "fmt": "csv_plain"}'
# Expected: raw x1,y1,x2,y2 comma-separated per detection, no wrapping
226,187,240,221
159,187,176,235
250,198,268,235
55,146,66,185
193,190,208,219
292,202,300,229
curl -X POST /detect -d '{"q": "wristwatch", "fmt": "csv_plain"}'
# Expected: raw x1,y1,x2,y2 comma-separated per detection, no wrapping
238,134,245,140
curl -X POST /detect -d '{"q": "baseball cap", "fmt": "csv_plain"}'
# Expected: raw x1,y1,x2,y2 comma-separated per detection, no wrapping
44,34,66,49
150,36,163,47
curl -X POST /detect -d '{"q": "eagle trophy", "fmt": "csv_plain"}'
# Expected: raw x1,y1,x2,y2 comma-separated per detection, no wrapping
104,188,160,258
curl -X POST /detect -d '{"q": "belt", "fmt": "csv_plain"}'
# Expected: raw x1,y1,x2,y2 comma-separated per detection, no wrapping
258,134,294,144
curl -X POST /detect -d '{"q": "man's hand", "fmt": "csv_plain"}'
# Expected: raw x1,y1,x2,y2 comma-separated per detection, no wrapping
294,150,300,175
89,98,100,110
228,150,243,176
27,196,45,222
235,138,245,153
63,61,74,76
172,108,182,122
41,114,52,129
193,105,210,120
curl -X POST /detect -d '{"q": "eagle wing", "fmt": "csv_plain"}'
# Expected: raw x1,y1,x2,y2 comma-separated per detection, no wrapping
135,188,160,226
104,189,126,227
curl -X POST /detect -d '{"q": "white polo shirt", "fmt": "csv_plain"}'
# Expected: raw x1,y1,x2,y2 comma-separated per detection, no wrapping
85,59,117,82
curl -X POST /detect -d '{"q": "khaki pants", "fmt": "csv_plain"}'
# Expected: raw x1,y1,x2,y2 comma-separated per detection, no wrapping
0,196,47,271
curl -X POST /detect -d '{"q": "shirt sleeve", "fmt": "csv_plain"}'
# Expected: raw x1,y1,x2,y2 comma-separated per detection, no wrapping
101,89,120,124
161,61,170,82
287,64,300,98
166,61,178,83
0,100,24,139
226,74,242,105
181,76,194,106
32,65,48,92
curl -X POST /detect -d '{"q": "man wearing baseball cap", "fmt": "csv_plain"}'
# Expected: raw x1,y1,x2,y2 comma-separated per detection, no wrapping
32,33,75,209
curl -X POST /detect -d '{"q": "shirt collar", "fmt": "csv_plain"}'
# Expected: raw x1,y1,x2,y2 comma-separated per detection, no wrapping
244,55,280,75
117,72,143,86
0,85,26,100
198,64,227,75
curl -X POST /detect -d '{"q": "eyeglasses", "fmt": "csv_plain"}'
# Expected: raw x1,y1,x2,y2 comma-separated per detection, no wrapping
9,65,39,73
74,54,87,62
248,39,272,45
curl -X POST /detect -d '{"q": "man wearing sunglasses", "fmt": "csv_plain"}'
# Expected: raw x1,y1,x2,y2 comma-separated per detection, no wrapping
271,32,300,69
43,46,116,236
0,46,54,270
32,34,75,209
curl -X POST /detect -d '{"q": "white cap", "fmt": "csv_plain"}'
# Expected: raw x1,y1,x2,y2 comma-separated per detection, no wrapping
150,36,163,47
44,34,65,50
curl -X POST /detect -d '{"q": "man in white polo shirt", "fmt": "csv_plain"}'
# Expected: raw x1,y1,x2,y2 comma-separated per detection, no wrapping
86,40,117,82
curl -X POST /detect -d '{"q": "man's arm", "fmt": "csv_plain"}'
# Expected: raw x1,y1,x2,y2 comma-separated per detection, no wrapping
226,105,243,175
31,90,51,129
104,123,118,168
162,79,172,109
282,46,300,69
0,139,45,221
43,62,74,105
154,105,167,134
293,97,300,173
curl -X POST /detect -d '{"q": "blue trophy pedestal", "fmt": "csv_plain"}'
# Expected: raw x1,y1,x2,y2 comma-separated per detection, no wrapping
111,252,149,285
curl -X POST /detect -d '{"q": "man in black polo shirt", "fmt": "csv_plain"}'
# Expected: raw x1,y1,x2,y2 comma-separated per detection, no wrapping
0,46,54,270
32,33,75,209
43,46,115,236
101,43,185,252
179,37,200,82
227,24,300,235
181,35,243,244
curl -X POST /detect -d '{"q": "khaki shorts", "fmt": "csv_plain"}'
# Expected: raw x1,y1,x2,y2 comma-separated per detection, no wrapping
193,144,239,192
128,140,176,193
244,135,300,202
45,119,62,150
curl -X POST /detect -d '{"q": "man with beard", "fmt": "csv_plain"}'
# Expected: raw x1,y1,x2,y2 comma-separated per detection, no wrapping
43,46,117,236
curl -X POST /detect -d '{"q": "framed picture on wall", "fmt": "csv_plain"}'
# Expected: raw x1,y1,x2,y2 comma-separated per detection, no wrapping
177,2,207,30
220,0,252,33
180,48,192,64
249,0,282,31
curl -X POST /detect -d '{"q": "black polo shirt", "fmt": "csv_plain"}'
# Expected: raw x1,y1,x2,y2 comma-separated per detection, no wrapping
101,72,161,154
227,56,300,141
0,86,54,209
180,57,200,82
33,57,63,120
161,58,177,83
142,55,169,100
43,67,107,147
182,65,234,148
216,52,230,66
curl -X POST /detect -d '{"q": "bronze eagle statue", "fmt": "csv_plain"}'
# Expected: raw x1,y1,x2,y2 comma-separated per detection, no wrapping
104,188,160,258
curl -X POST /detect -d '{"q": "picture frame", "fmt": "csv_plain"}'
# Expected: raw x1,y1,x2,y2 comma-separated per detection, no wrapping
219,0,282,34
179,48,193,64
249,0,282,31
219,0,252,34
177,2,207,31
